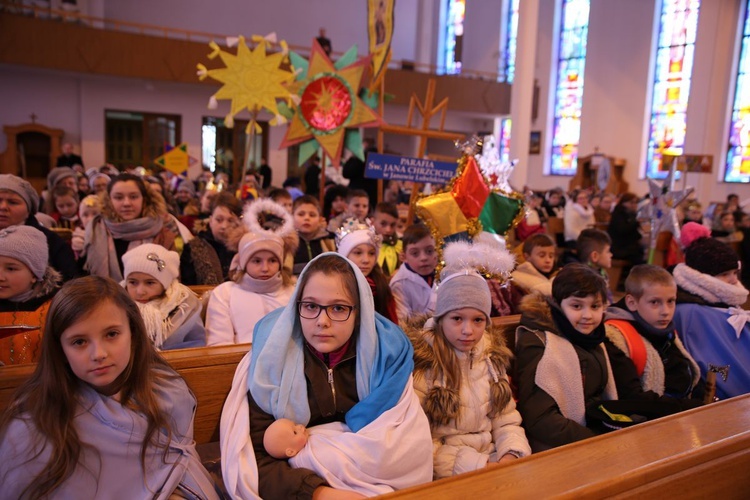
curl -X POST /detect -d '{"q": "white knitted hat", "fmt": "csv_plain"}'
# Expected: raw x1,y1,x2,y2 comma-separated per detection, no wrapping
0,225,48,280
335,218,381,259
122,243,180,290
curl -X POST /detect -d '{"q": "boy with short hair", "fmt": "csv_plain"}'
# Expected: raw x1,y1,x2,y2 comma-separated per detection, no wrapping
327,189,370,232
372,201,402,276
292,195,335,275
605,265,702,400
389,224,437,324
268,187,293,214
577,228,613,302
515,263,683,451
512,233,557,296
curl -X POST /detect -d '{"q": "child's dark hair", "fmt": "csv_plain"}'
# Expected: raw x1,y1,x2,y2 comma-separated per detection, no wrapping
374,201,398,219
323,184,349,219
552,263,608,304
522,233,555,256
576,228,611,263
268,187,292,203
402,224,433,250
295,254,361,332
347,189,369,202
0,276,174,499
210,191,243,217
625,264,675,299
293,194,321,213
369,263,396,319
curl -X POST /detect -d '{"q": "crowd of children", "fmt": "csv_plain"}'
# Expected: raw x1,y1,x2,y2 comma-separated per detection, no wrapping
0,161,749,498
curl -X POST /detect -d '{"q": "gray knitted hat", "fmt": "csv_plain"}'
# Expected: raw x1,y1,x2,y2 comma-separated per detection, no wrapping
47,167,76,189
434,270,492,320
0,225,49,280
0,174,39,215
177,180,196,195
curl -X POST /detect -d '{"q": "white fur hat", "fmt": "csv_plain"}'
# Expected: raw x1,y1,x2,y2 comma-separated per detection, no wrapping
122,243,180,290
335,218,381,259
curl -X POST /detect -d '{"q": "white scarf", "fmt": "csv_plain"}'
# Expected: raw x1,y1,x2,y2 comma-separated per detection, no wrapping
122,280,193,349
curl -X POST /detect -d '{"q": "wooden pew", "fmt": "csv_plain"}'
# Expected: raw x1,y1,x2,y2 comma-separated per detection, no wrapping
0,344,250,446
382,394,750,498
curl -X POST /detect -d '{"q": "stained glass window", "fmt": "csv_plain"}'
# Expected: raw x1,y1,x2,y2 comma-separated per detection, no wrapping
645,0,700,179
500,0,520,83
550,0,590,176
499,117,512,163
725,0,750,183
441,0,466,75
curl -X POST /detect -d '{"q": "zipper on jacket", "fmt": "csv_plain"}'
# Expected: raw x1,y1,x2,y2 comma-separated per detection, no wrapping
469,347,476,370
327,368,337,407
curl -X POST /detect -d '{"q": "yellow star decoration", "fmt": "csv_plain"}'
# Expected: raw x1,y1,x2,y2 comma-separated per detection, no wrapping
197,35,295,133
279,41,382,166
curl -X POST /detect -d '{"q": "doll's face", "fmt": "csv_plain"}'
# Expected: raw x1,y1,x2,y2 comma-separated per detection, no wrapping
263,418,308,459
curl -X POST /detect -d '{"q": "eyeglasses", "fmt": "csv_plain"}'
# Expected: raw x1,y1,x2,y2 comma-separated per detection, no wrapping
297,301,355,322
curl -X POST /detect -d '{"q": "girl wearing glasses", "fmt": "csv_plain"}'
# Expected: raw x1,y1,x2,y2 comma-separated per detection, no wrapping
121,243,205,350
205,199,298,346
221,253,433,499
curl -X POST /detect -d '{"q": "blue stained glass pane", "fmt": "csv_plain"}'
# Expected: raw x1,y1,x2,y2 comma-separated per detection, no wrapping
502,0,520,83
646,0,701,179
724,0,750,182
550,0,590,175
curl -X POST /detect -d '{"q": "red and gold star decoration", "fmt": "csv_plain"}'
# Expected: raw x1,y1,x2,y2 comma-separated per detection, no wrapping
279,40,382,166
197,34,295,133
414,144,525,274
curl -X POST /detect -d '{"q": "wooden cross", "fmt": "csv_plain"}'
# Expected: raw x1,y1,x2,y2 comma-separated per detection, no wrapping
376,78,465,221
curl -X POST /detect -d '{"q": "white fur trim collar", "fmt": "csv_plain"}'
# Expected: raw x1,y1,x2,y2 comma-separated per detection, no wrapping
673,263,748,307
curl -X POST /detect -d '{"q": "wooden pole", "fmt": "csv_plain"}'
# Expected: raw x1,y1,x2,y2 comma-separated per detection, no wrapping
319,150,327,209
239,109,258,199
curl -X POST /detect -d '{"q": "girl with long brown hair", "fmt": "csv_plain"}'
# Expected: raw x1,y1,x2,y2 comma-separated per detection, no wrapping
0,276,218,499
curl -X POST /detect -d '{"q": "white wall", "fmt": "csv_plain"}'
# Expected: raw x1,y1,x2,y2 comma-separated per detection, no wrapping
517,0,749,204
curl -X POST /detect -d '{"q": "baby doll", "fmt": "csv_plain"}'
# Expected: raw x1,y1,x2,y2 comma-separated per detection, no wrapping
263,418,309,459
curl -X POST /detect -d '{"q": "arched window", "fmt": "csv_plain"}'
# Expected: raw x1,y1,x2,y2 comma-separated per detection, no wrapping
724,0,750,183
644,0,701,179
439,0,466,75
549,0,590,176
499,0,520,83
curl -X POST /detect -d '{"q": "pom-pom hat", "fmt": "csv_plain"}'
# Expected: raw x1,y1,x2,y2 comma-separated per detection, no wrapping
122,243,180,290
0,225,48,280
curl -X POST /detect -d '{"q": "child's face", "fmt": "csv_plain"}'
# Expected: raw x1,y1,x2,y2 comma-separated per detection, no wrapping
60,300,132,394
625,284,677,329
575,192,590,207
440,307,487,353
0,256,35,299
548,193,561,206
276,196,293,214
686,207,702,221
110,181,143,221
716,268,740,285
78,176,90,193
372,212,397,238
79,206,100,227
245,250,281,280
55,195,78,218
560,294,604,335
525,245,556,274
209,206,240,244
402,236,437,276
299,271,357,353
294,203,320,236
348,197,369,219
720,214,736,231
331,196,347,214
347,243,376,277
126,272,166,303
590,244,613,269
175,188,193,203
